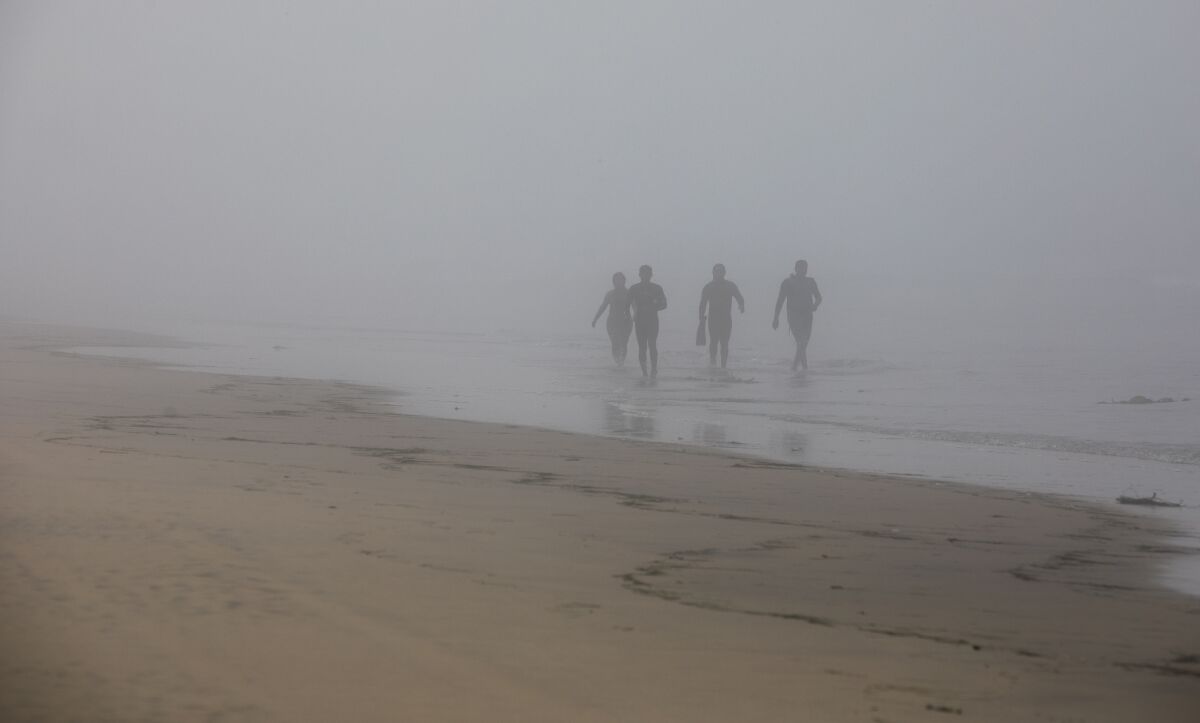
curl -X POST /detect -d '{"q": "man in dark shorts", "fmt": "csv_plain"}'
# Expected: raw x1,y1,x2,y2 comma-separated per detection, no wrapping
698,263,744,368
773,259,822,371
628,264,667,378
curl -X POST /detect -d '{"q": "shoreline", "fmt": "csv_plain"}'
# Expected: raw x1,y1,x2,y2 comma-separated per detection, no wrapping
48,324,1192,532
3,321,1199,721
54,319,1200,525
55,322,1200,582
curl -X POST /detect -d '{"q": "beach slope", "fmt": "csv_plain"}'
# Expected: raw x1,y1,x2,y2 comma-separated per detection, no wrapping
1,322,1197,722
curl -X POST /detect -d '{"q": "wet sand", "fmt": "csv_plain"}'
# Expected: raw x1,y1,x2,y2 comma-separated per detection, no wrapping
2,322,1198,722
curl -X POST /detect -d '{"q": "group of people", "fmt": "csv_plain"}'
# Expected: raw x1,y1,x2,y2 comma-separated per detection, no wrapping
592,260,822,377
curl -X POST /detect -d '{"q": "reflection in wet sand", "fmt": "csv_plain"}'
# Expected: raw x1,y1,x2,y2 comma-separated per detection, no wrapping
774,430,808,459
603,401,656,439
692,422,727,447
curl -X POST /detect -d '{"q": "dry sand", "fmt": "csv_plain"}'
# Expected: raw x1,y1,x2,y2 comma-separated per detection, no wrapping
2,321,1198,722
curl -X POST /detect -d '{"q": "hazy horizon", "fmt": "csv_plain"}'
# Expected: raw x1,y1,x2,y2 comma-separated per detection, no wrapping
3,2,1198,344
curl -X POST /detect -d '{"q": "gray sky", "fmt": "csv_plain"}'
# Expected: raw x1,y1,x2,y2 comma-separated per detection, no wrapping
2,1,1198,334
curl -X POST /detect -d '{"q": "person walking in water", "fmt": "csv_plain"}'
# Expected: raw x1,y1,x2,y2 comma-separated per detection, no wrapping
773,259,822,371
592,272,634,365
698,263,744,369
629,264,667,378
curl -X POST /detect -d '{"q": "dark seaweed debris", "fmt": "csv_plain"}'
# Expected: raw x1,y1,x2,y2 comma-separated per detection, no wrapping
1116,493,1182,508
1101,395,1191,405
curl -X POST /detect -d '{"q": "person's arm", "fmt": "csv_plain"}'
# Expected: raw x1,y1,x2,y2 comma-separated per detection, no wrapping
656,285,668,312
592,292,610,327
773,280,787,329
733,284,745,314
812,280,822,312
698,284,709,320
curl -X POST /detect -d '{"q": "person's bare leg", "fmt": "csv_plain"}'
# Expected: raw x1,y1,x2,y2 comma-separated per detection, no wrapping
708,336,718,366
649,340,658,377
635,322,649,376
720,338,729,369
791,316,812,372
798,326,811,370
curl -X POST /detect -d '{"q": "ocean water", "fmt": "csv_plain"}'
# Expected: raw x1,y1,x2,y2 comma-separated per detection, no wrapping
74,317,1200,594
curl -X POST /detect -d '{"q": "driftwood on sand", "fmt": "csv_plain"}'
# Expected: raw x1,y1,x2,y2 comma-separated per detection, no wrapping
1116,493,1183,508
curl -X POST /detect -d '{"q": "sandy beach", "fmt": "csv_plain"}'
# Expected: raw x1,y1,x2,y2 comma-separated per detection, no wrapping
1,321,1197,722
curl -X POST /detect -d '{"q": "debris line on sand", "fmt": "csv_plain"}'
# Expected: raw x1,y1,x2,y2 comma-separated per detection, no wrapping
1116,493,1182,508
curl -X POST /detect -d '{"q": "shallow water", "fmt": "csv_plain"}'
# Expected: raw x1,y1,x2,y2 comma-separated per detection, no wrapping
74,318,1200,595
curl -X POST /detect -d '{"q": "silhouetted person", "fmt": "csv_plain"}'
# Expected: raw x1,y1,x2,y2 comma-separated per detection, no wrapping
629,264,667,377
773,259,822,371
592,272,633,365
698,263,744,368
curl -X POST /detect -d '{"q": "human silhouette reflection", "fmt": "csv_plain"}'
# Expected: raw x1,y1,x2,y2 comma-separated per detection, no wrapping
692,422,728,447
603,401,657,439
777,430,808,459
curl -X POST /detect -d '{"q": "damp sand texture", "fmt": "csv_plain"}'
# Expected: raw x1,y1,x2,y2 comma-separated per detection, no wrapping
1,322,1198,722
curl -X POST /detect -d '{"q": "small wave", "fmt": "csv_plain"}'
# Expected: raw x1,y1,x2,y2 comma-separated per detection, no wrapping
680,375,759,384
812,358,894,376
780,417,1200,467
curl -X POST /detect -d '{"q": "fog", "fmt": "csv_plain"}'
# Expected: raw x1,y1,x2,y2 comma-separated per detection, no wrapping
2,1,1198,349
